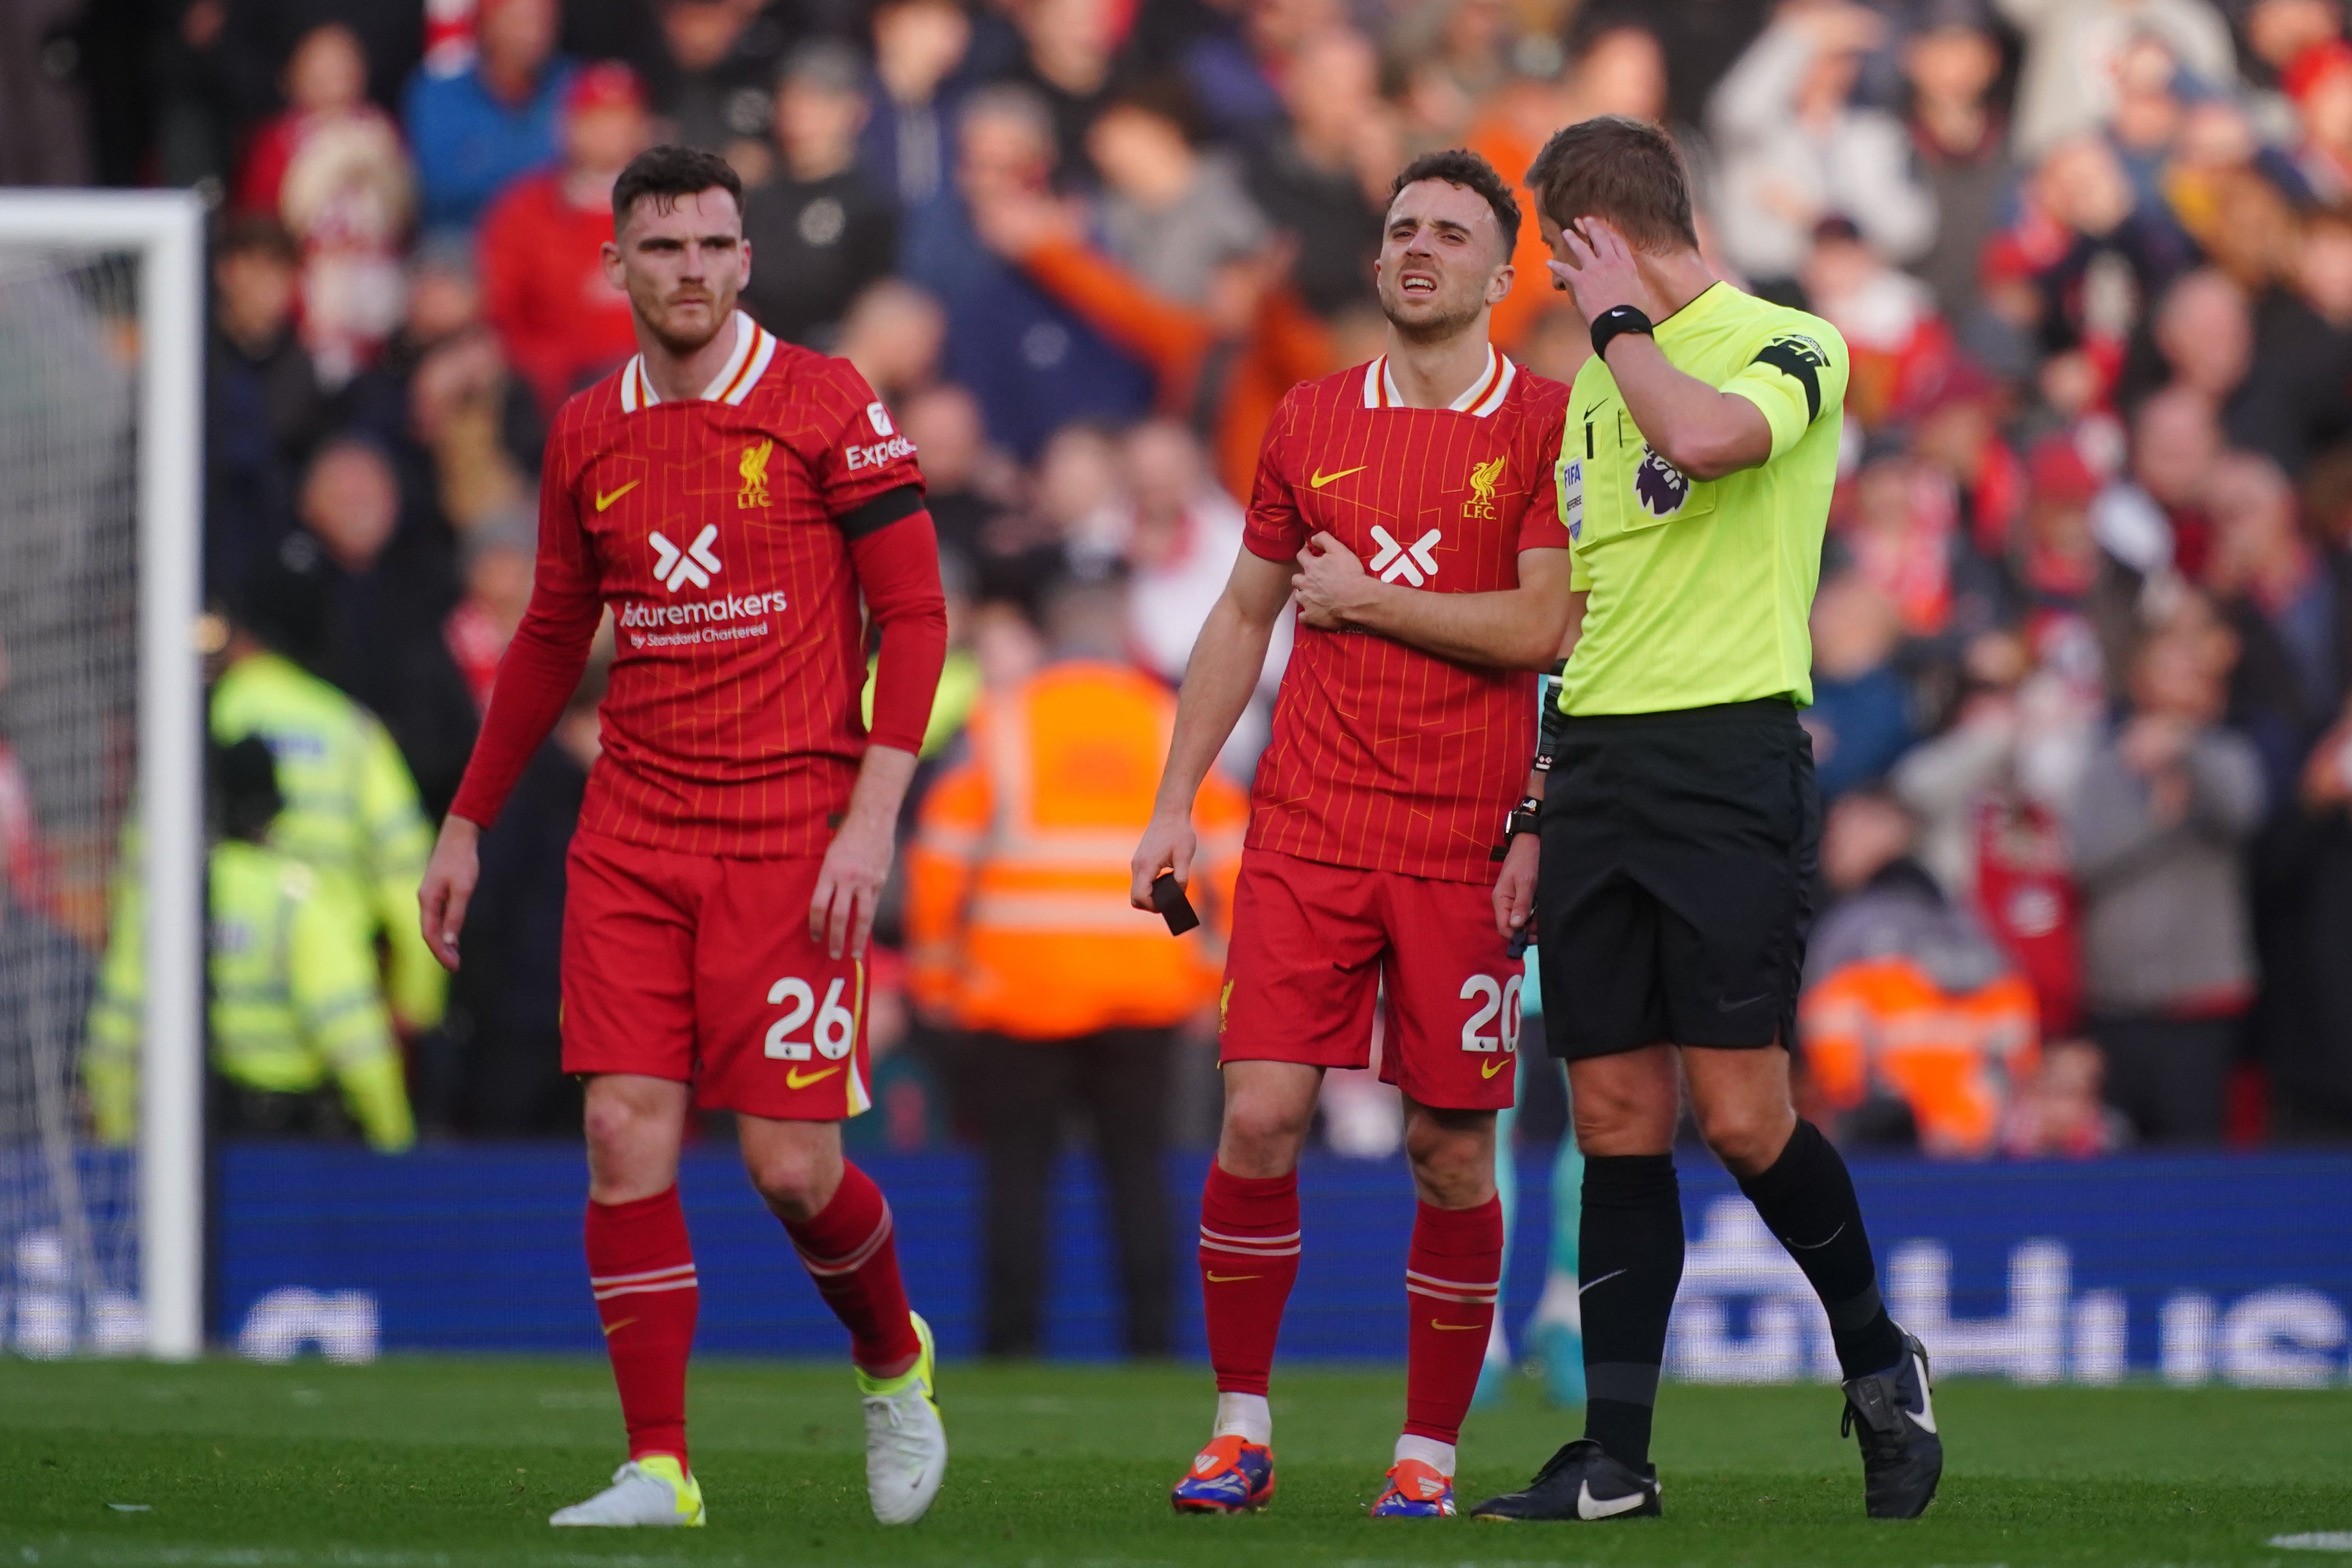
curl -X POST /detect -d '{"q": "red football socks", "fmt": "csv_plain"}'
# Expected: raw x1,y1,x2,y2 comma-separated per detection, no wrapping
586,1187,699,1463
780,1161,923,1375
1198,1163,1302,1397
1403,1196,1504,1444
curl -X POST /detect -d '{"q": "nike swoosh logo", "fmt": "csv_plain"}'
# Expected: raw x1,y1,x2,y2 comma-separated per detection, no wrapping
1716,992,1769,1013
1481,1056,1509,1078
1577,1479,1646,1519
1906,1352,1938,1433
1310,465,1367,488
1429,1320,1483,1331
1580,401,1611,421
601,1318,638,1337
785,1064,842,1089
1205,1273,1261,1283
1579,1267,1628,1295
595,479,641,511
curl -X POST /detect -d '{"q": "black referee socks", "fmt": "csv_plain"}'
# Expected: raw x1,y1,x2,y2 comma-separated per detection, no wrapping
1578,1153,1684,1472
1737,1118,1904,1380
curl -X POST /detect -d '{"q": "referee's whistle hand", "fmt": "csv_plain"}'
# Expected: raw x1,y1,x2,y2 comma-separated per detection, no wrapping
1492,832,1538,941
1131,814,1195,910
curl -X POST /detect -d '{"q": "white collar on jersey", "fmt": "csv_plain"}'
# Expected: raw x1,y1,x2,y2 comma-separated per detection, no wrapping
1362,344,1515,416
618,310,777,412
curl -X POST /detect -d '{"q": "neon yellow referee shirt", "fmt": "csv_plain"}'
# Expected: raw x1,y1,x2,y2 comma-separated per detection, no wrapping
1555,281,1847,716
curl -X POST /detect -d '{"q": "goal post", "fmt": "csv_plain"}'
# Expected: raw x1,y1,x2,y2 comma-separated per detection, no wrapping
0,190,206,1359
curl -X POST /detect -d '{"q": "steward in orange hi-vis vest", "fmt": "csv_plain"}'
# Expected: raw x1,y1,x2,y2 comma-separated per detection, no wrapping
906,661,1246,1039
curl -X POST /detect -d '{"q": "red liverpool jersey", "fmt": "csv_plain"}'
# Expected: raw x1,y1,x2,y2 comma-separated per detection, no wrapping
1243,349,1572,882
449,311,930,857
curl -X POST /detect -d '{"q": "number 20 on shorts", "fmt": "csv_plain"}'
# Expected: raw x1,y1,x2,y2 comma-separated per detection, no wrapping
1460,973,1523,1054
763,970,860,1062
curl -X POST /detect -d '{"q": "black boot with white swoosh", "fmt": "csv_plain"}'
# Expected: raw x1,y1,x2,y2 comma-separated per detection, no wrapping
1840,1329,1942,1519
1465,1439,1661,1522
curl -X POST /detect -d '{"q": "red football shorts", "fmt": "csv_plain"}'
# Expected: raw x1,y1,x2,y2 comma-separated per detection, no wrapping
559,831,872,1121
1218,847,1522,1111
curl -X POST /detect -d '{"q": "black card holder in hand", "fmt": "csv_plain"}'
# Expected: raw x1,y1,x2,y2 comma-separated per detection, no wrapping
1151,872,1200,935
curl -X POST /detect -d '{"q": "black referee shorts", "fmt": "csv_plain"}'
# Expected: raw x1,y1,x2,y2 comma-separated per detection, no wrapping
1534,698,1820,1060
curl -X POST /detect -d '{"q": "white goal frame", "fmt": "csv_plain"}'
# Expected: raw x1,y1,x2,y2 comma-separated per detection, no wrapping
0,191,206,1359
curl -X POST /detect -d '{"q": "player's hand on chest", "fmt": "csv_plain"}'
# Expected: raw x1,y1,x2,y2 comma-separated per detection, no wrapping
1298,434,1521,592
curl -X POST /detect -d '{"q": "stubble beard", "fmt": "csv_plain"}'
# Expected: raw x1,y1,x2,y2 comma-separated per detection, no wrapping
1380,284,1485,348
635,277,736,359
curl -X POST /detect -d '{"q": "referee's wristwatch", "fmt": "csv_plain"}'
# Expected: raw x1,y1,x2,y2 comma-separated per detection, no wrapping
1589,303,1654,361
1491,794,1544,861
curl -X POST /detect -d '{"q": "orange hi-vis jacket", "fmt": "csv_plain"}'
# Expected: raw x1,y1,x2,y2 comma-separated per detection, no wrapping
1799,955,2040,1159
904,661,1247,1040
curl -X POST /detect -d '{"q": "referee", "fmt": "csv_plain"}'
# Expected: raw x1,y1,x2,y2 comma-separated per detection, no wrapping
1469,118,1942,1523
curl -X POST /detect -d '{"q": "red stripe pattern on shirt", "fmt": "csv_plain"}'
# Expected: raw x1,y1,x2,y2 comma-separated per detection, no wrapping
1241,360,1572,883
450,329,926,857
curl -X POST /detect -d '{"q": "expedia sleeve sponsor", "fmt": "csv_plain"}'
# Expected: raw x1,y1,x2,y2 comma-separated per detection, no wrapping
846,433,918,472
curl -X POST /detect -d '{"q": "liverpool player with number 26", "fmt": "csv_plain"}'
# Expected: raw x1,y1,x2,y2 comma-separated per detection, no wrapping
416,146,949,1530
1132,149,1576,1519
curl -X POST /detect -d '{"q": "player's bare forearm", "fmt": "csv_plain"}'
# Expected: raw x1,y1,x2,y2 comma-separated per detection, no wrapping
811,743,918,961
1601,336,1773,481
1134,549,1287,903
844,742,920,832
1300,540,1573,669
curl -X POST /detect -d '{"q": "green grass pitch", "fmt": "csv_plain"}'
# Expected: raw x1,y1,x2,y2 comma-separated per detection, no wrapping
3,1356,2350,1566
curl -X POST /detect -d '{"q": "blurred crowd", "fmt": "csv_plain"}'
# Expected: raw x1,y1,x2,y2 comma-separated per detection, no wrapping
8,0,2352,1172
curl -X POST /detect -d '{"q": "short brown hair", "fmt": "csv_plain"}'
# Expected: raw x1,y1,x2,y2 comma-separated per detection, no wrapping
1390,147,1522,258
1524,115,1697,254
611,143,744,232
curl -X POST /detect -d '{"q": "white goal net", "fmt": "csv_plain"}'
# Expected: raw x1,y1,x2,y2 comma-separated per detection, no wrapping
0,193,205,1359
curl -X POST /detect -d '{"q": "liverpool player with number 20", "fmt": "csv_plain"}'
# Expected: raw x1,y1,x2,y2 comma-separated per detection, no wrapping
1131,149,1576,1520
417,146,949,1530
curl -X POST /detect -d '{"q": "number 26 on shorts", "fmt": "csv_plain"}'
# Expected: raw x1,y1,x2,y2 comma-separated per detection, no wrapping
763,973,857,1061
1460,973,1523,1054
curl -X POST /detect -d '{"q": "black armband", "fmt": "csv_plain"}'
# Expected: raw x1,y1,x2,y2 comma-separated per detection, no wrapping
836,483,926,541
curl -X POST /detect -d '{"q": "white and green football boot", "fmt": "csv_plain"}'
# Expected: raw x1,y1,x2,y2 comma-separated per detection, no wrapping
858,1310,946,1525
549,1455,705,1527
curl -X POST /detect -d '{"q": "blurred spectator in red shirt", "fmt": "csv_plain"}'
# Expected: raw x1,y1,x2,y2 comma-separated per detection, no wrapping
478,61,649,415
1803,217,1955,428
2001,1037,2131,1156
1909,356,2026,562
2286,38,2352,201
235,22,415,386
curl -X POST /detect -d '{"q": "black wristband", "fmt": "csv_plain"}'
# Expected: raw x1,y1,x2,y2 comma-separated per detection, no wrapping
1491,794,1544,861
1590,304,1655,361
